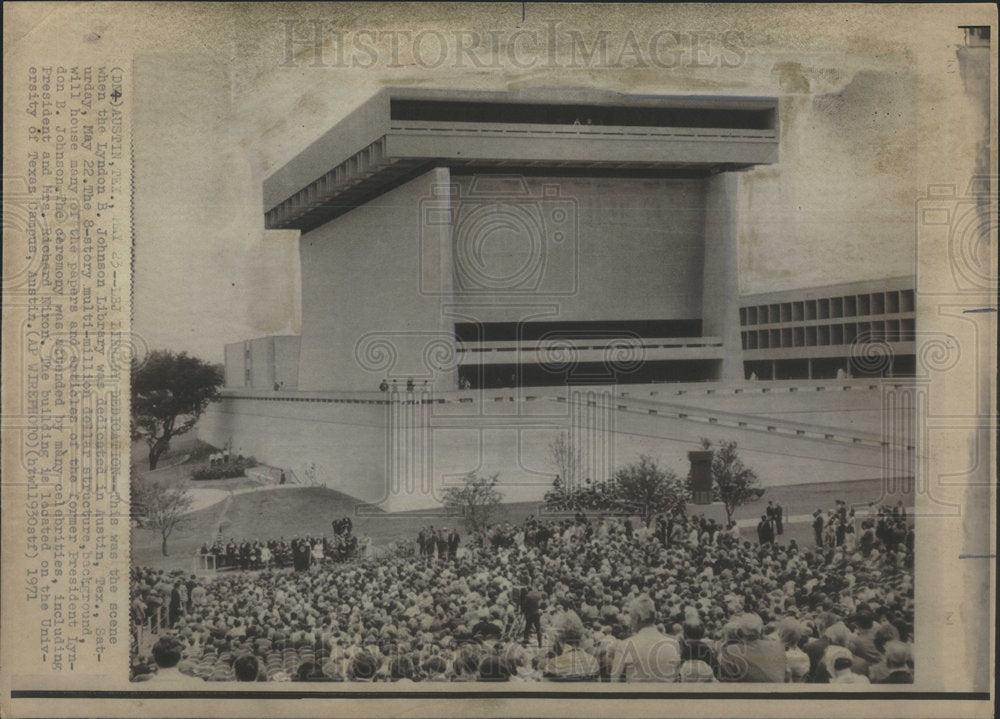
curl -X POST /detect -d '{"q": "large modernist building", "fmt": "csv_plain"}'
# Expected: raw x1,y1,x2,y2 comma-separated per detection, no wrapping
261,87,781,391
200,87,915,511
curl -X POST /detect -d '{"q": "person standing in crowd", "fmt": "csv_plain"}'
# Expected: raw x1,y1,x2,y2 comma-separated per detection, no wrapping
610,594,680,682
774,502,784,535
427,525,437,559
143,584,163,632
836,516,847,547
185,574,197,614
757,515,774,546
813,510,824,546
436,529,448,561
655,515,667,547
448,528,460,559
521,579,544,649
168,580,184,628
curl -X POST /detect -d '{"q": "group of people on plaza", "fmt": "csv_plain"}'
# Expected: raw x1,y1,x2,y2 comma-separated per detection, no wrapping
755,500,785,545
378,378,429,393
812,500,912,557
198,516,369,574
132,495,914,685
416,526,462,560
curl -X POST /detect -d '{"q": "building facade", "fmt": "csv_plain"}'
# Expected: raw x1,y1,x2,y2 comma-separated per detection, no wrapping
740,276,916,381
200,87,915,511
261,87,780,392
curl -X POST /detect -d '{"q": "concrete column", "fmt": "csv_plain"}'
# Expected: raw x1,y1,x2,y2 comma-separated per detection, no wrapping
701,172,743,381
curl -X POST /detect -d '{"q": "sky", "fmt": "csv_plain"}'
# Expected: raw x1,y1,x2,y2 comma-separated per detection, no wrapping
112,3,991,362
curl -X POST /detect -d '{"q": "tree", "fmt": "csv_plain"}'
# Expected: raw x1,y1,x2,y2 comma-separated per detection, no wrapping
131,350,223,469
549,432,583,491
135,479,194,555
442,472,504,535
698,438,764,527
613,455,686,527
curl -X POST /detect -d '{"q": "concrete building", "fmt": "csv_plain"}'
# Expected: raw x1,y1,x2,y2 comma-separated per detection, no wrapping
739,276,916,381
262,87,780,391
199,87,915,512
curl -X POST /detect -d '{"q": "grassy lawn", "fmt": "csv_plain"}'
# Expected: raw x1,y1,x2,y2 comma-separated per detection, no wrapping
132,476,912,572
131,502,221,572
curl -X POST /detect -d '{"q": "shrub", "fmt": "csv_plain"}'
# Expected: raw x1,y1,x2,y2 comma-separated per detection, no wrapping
190,456,258,481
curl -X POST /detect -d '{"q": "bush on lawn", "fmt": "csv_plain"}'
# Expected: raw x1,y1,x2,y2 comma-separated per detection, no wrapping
190,456,258,481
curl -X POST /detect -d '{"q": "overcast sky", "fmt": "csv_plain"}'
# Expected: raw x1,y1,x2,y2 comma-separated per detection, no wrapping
117,4,989,362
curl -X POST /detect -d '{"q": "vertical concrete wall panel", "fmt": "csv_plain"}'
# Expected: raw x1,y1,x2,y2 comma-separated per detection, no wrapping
224,342,246,388
273,336,300,390
449,175,705,325
198,397,389,505
298,167,457,392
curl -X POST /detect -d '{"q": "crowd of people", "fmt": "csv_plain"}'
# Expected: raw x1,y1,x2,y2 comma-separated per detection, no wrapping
131,495,914,685
543,476,631,514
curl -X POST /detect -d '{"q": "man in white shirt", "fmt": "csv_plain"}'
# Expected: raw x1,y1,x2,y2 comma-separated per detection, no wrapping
610,594,680,682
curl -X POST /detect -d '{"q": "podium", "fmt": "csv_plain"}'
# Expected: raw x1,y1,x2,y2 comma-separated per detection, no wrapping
688,450,714,505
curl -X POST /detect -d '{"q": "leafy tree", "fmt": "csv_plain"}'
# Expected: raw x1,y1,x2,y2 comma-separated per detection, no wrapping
442,472,504,535
131,350,223,469
613,454,686,527
697,438,764,526
134,478,194,555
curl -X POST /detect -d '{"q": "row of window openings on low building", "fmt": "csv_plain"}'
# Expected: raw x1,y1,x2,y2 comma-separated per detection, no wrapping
740,289,915,326
742,318,916,350
744,354,916,380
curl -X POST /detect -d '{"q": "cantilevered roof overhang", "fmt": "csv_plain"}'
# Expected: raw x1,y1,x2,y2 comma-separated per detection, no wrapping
263,87,780,232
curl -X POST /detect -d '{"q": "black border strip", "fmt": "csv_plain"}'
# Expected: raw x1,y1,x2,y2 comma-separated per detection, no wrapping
9,690,991,700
